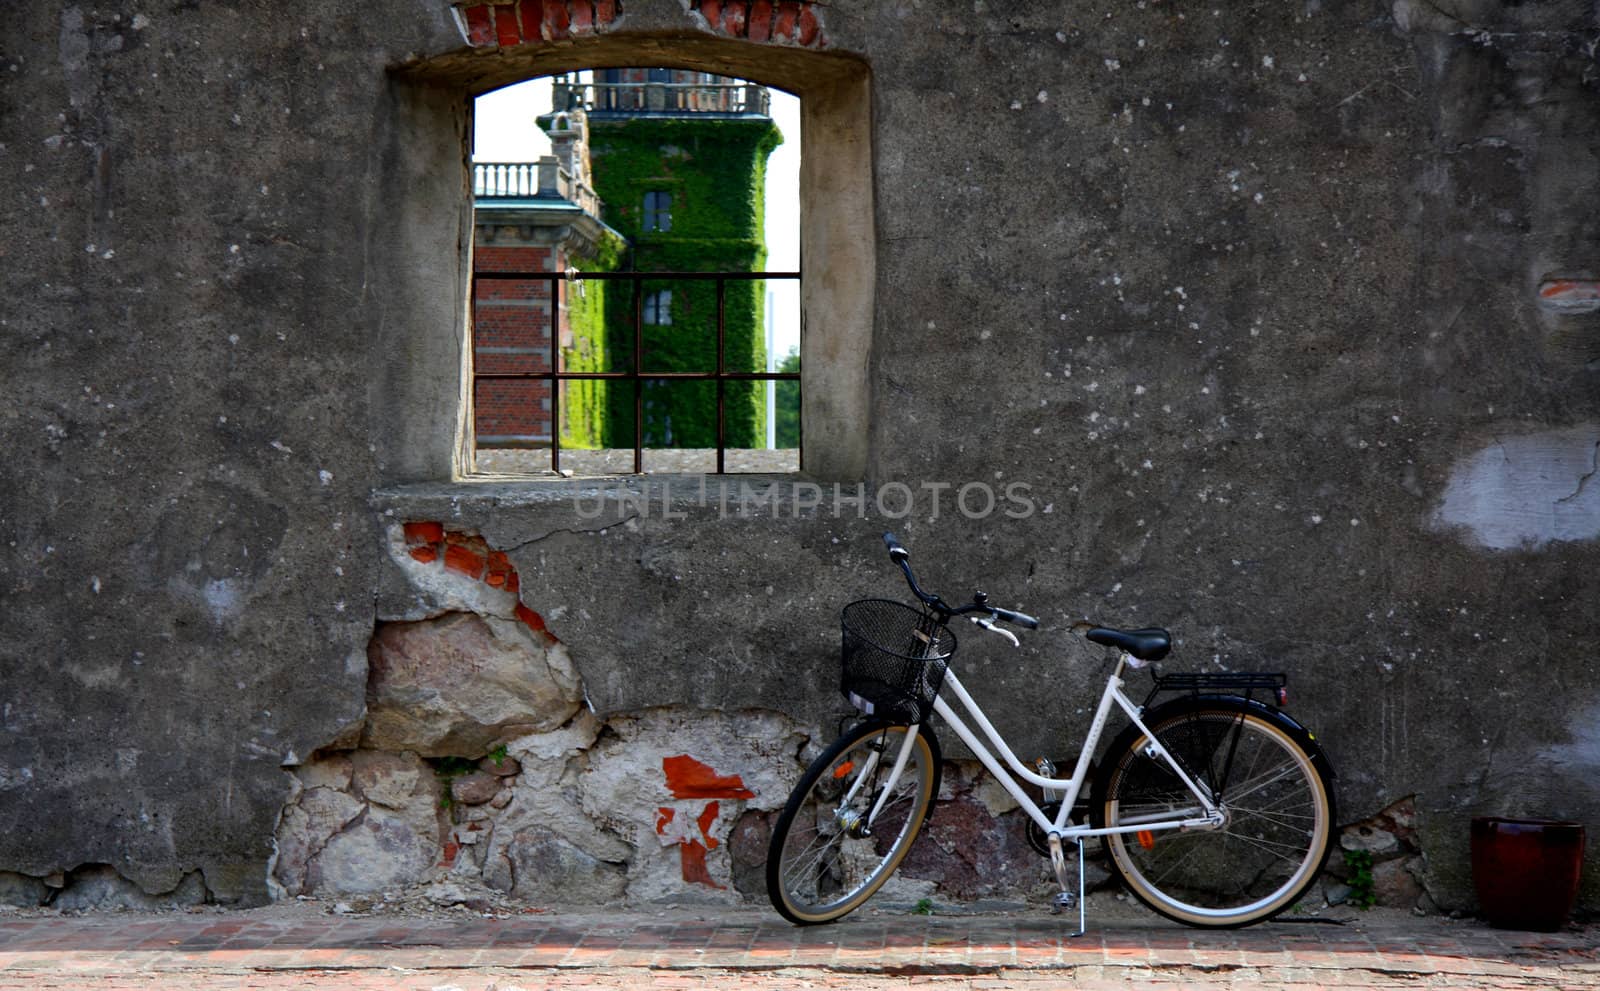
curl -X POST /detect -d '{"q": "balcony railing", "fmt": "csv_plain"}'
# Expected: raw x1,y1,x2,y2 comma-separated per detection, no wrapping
551,79,770,117
473,159,601,216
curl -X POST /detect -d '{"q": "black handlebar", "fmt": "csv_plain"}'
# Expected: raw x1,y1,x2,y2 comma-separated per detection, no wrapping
992,606,1041,630
880,532,1039,630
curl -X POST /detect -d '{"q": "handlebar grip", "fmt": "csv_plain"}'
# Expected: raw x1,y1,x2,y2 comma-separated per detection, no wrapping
993,607,1040,630
882,531,909,561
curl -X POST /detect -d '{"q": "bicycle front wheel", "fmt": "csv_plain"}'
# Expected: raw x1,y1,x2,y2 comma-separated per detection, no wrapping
1095,698,1335,928
766,722,939,925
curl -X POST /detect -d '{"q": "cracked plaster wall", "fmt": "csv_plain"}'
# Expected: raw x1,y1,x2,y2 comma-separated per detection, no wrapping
2,0,1599,914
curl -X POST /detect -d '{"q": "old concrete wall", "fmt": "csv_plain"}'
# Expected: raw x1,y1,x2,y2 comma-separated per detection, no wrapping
2,0,1598,914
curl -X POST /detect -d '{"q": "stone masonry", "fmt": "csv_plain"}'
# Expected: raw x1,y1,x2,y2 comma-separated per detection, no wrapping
1,0,1597,916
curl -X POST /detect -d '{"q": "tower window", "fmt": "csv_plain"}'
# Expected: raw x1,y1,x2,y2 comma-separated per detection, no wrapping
643,289,672,325
643,191,672,233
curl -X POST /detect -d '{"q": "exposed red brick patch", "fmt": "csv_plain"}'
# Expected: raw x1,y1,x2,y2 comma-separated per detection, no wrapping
401,522,559,643
454,0,826,50
678,840,722,887
452,0,622,48
663,755,755,800
686,0,825,47
1539,279,1600,311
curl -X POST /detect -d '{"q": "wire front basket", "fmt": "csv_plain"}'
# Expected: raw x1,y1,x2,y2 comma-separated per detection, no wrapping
839,599,956,724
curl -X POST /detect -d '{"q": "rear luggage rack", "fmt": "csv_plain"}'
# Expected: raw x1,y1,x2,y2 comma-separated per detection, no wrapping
1146,671,1288,706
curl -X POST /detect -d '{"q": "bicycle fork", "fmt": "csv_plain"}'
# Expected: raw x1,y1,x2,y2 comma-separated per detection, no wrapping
834,726,920,837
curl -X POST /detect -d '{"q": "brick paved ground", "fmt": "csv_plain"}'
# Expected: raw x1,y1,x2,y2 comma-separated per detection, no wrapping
1,905,1595,990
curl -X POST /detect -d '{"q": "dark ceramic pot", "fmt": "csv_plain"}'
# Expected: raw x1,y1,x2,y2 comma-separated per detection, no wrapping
1470,816,1585,932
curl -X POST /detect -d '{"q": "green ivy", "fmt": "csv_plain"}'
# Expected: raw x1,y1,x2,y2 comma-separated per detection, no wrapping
560,114,783,451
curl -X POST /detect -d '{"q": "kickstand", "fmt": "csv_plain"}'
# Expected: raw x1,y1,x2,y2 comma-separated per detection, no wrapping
1046,835,1088,938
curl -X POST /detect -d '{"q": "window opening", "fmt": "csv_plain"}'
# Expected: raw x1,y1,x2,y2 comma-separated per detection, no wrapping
643,288,672,325
470,69,800,475
643,191,672,233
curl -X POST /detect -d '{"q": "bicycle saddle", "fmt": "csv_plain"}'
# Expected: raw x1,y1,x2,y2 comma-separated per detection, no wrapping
1085,626,1172,661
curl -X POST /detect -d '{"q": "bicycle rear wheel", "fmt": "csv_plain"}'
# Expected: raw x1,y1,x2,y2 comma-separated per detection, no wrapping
766,722,939,925
1095,697,1335,928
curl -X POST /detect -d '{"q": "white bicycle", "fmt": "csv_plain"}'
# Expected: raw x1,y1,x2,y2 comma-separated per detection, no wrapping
766,533,1336,934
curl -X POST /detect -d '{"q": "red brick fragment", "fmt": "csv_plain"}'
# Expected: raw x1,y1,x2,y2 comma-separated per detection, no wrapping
796,4,820,46
773,2,799,41
518,0,544,39
748,1,773,42
484,550,514,588
403,521,445,545
444,544,487,579
656,807,676,835
515,602,558,642
663,755,755,800
409,546,439,565
542,0,570,39
700,0,722,28
595,0,618,24
462,4,496,46
570,0,594,34
494,4,522,46
722,1,747,36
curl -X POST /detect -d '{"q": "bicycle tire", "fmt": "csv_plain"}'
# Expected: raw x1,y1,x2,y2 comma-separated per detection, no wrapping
1093,696,1335,928
766,722,940,925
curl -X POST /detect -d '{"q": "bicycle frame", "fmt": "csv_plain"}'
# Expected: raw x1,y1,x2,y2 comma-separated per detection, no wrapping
875,651,1223,845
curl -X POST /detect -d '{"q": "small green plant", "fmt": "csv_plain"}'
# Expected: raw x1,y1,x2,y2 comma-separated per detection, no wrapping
431,756,479,778
488,744,509,768
430,756,479,815
912,897,934,916
1343,849,1376,909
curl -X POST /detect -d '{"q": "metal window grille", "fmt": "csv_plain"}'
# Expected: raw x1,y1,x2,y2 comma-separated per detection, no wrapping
472,269,801,475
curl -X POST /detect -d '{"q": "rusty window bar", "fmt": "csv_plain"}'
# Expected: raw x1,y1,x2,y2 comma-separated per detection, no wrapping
472,269,801,476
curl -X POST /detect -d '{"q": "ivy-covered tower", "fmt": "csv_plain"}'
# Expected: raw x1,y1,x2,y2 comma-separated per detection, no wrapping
541,70,781,451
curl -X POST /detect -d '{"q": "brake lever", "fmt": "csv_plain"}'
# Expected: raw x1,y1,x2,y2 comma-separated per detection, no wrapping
971,616,1020,648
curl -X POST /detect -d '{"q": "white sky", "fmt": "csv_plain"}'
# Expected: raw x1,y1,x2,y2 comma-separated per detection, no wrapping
472,77,802,363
